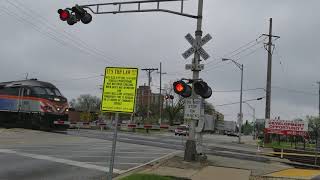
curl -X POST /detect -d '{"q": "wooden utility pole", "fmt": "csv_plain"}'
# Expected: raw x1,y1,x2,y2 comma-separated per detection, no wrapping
262,18,280,143
158,62,167,125
141,68,158,119
318,82,320,118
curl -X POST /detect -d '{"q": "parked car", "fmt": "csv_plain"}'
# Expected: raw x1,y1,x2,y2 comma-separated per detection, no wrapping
174,125,189,136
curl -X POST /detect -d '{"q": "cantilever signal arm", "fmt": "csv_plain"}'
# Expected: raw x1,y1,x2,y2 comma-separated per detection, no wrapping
80,0,199,19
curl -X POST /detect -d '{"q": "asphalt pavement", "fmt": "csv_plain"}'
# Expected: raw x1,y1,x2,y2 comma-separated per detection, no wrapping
0,128,177,180
68,129,268,162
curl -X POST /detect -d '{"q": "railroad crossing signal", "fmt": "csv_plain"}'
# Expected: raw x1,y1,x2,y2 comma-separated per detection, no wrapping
173,80,212,99
182,33,212,60
58,5,92,25
173,81,192,98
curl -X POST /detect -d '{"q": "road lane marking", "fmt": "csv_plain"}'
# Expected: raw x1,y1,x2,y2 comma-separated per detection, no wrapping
85,162,142,165
0,149,121,173
56,155,160,159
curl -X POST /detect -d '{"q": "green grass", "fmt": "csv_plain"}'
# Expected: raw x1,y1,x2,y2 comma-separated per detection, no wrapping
120,174,174,180
262,141,316,149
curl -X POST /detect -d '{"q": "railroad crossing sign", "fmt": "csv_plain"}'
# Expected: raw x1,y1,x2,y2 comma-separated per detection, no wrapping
182,33,212,60
184,98,202,120
101,67,138,113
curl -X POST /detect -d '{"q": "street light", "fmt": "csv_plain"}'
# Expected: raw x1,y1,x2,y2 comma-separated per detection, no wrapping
222,58,244,143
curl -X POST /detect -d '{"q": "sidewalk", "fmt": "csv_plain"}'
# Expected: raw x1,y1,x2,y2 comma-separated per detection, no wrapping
117,152,320,180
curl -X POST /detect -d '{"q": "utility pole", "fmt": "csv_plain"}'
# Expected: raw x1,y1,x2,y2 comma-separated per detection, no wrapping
239,64,244,143
262,18,279,143
158,62,167,125
318,82,320,118
141,68,158,119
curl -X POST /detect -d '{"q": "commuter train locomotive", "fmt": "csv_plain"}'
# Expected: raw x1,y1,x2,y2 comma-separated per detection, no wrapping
0,79,69,130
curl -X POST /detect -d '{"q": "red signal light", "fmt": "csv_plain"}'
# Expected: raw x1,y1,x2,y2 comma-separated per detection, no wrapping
173,81,192,98
175,83,185,93
58,9,70,21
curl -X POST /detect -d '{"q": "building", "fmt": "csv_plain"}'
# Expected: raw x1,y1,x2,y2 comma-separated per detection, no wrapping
136,85,164,107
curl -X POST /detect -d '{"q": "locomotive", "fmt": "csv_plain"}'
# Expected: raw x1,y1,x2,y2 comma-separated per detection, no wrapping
0,79,69,130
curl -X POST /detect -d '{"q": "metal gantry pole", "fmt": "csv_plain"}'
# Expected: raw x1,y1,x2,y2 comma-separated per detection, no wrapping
239,64,244,143
108,112,119,180
184,0,203,162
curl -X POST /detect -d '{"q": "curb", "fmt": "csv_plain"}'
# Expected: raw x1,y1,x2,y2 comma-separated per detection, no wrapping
250,175,303,180
115,151,182,179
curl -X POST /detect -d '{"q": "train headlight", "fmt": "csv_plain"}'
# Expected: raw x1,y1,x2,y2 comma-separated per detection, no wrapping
54,98,61,102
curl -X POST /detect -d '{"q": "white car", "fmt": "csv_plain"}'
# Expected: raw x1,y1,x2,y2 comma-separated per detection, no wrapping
174,125,189,136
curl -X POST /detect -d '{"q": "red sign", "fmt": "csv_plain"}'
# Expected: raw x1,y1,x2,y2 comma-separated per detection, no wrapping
265,119,308,137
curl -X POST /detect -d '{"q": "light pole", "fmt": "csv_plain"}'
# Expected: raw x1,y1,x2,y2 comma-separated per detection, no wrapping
244,102,256,139
222,58,243,143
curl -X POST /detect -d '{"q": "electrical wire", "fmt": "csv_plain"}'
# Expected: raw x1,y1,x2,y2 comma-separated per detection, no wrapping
213,87,265,93
203,45,265,73
205,35,265,67
4,1,122,66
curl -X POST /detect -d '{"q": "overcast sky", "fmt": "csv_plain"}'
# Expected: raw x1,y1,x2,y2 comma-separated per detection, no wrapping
1,0,319,122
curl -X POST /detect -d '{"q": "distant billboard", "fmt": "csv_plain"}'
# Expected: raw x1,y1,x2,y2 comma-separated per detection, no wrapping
265,119,308,136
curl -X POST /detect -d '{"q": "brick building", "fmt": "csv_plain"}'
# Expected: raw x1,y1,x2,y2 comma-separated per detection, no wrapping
136,86,164,107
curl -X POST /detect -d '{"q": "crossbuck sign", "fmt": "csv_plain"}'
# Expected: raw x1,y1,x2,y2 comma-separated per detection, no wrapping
182,33,212,60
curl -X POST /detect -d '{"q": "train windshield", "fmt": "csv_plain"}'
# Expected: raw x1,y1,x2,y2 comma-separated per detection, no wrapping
32,87,63,97
54,89,62,96
45,88,55,96
32,87,46,95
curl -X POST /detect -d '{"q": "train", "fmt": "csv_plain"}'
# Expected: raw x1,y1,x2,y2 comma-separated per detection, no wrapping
0,79,69,130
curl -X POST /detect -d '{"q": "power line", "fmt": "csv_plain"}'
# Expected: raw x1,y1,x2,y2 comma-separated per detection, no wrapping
223,35,264,58
215,97,264,107
205,35,264,66
228,37,267,59
3,1,121,66
213,86,317,96
203,45,264,73
213,87,265,93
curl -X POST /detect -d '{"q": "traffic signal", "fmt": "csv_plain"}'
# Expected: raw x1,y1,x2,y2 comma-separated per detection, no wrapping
58,5,92,25
173,81,192,98
58,9,70,21
165,95,174,100
173,80,212,99
194,81,212,99
71,5,92,24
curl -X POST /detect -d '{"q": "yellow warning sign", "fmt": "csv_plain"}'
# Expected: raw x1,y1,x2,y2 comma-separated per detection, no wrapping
101,67,138,113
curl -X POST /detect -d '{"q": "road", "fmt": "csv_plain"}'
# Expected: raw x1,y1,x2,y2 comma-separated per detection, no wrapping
68,129,269,162
0,128,269,180
0,128,177,180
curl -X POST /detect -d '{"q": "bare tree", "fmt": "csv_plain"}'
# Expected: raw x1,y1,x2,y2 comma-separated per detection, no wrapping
72,94,101,112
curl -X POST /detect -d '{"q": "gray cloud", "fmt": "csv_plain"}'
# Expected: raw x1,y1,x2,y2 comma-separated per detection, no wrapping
0,0,319,122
